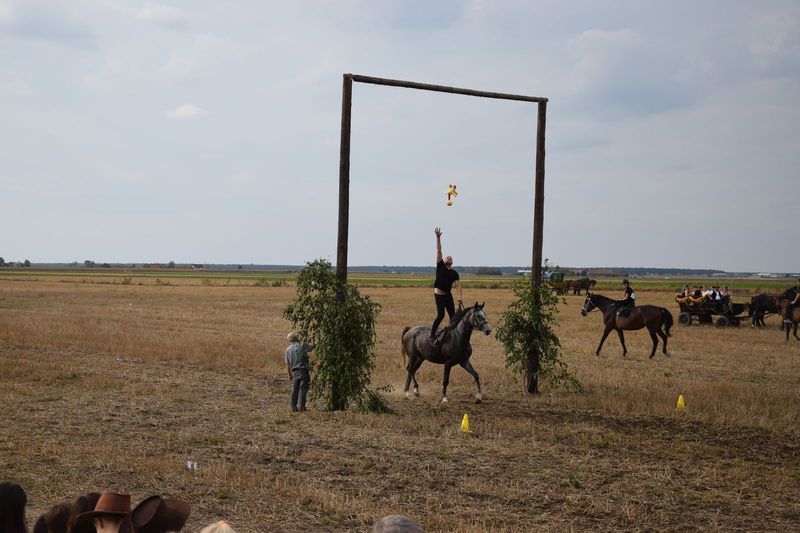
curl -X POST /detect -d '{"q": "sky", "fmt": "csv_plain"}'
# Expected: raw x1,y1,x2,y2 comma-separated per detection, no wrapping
1,1,798,271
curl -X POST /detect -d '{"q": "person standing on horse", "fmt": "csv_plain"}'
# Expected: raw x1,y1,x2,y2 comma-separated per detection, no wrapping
783,278,800,325
430,227,463,344
616,279,636,316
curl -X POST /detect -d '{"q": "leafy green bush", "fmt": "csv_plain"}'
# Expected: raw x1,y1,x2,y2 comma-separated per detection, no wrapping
496,269,581,394
283,259,386,412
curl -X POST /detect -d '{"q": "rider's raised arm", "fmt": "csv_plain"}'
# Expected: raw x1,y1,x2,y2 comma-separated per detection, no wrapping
434,227,443,263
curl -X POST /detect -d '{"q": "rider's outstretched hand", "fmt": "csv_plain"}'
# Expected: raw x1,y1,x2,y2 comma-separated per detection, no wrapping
434,227,442,238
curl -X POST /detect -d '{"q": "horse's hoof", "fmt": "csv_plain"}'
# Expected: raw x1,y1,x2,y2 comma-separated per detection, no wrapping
441,397,448,404
665,351,672,357
595,352,600,357
475,393,482,403
404,391,409,399
649,354,655,359
414,388,419,398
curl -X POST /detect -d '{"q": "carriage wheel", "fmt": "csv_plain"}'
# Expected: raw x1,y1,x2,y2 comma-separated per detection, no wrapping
678,312,692,326
716,316,730,328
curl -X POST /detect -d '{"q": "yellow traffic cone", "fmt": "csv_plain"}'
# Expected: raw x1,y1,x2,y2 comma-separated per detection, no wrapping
676,394,685,413
460,413,471,433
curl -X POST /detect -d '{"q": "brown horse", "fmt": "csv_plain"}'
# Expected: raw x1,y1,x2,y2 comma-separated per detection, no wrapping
776,297,800,341
571,277,597,295
581,293,673,358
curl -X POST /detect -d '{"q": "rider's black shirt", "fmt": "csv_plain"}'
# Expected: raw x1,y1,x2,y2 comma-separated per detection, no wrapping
620,286,635,306
434,260,460,293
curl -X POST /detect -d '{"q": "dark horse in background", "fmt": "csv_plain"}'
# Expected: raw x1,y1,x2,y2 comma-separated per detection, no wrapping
581,293,673,358
750,293,782,328
401,302,491,403
571,277,597,296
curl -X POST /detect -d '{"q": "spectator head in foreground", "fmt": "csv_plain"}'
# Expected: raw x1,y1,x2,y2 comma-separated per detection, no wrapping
0,481,28,533
372,515,425,533
33,515,47,533
118,495,190,533
39,502,71,533
69,492,102,533
287,332,299,342
77,492,131,533
199,520,237,533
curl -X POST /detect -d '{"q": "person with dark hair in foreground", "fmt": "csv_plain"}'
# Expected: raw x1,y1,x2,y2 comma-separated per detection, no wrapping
0,482,28,533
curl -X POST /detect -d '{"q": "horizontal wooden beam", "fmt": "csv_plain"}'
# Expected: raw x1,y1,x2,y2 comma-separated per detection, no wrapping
348,74,547,104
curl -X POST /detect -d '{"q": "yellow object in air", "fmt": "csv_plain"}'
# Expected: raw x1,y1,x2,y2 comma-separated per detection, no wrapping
460,413,471,433
445,184,458,206
676,394,685,412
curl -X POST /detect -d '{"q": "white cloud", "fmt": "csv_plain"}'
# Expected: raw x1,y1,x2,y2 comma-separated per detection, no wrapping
138,3,187,28
165,104,207,119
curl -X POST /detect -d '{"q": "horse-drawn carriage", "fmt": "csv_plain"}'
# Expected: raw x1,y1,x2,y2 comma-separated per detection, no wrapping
676,298,749,328
546,272,567,295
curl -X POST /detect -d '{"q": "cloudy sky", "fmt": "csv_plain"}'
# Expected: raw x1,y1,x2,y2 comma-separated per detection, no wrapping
1,1,798,271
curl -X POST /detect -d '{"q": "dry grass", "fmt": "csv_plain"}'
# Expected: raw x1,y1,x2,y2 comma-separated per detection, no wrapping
1,278,799,532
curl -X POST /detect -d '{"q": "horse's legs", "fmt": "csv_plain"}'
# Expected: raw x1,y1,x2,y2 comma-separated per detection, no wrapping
460,359,482,402
596,326,613,356
647,326,658,358
409,358,424,397
657,327,670,356
403,356,414,397
794,322,799,341
616,329,628,357
441,361,455,403
404,357,423,398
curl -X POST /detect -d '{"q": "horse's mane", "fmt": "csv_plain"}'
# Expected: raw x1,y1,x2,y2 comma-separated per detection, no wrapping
589,293,614,304
444,305,471,332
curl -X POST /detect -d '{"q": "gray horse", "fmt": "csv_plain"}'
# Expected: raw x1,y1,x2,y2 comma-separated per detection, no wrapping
400,302,491,403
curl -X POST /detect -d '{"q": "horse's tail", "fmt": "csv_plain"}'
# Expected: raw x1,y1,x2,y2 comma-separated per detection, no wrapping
401,326,411,369
661,308,673,337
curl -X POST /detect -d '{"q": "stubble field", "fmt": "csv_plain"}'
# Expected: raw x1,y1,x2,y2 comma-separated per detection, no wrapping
1,272,799,531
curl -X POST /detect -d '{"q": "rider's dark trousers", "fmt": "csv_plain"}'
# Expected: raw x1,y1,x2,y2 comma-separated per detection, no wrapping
431,293,455,337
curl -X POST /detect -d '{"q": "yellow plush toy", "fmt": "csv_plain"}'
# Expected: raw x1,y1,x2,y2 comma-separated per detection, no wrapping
446,184,458,206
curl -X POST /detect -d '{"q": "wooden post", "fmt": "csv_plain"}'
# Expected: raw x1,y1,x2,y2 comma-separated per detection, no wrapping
526,100,547,395
336,74,353,285
532,100,547,288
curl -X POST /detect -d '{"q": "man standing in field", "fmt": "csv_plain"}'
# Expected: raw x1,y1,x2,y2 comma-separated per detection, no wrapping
285,332,313,412
430,227,463,345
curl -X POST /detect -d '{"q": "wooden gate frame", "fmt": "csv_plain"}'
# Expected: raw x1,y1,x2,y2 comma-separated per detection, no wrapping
336,74,548,288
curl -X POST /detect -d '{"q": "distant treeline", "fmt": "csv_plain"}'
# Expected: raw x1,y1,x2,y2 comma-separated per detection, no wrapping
6,261,797,278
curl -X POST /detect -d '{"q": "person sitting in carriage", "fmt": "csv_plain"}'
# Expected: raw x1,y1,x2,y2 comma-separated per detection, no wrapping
615,279,636,317
720,286,732,313
677,284,690,299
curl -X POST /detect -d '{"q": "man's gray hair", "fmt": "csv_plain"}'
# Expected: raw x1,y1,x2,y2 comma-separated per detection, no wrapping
287,332,299,342
372,515,424,533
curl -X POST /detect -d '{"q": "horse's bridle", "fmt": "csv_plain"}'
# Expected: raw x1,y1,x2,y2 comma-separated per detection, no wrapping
470,309,488,330
581,295,595,314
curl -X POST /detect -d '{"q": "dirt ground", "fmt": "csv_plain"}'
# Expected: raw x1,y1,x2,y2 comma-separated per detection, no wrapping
1,278,799,531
